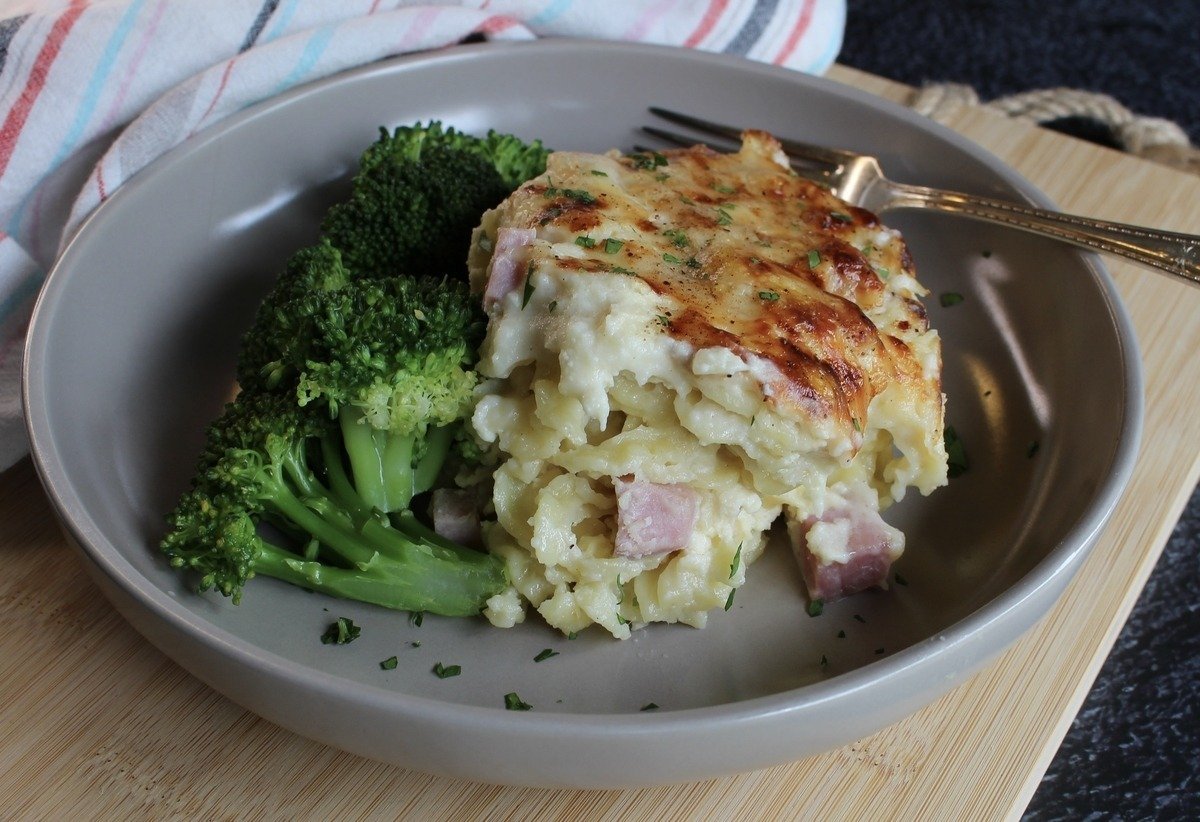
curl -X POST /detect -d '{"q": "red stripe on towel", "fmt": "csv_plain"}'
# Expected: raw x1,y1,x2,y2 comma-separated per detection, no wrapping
684,0,729,47
476,15,519,35
773,0,817,65
0,1,90,180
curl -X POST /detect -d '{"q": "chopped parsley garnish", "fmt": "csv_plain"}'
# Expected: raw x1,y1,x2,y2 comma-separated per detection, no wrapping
574,235,596,249
630,151,668,170
820,654,829,668
655,314,671,327
432,662,461,679
320,617,360,645
379,656,398,670
590,169,608,177
873,265,890,280
852,417,862,432
567,631,579,640
749,255,762,265
830,211,853,223
544,185,596,204
758,290,780,301
807,599,824,617
685,256,701,269
663,228,689,247
548,300,558,313
655,172,671,182
534,648,559,663
408,611,424,628
521,274,535,309
716,206,733,226
641,702,660,711
608,264,636,276
679,195,695,205
504,692,533,711
894,572,908,587
944,425,969,477
713,183,736,194
603,238,624,254
837,630,846,639
725,588,736,611
663,253,683,264
807,250,821,268
940,291,965,307
410,640,421,648
729,542,743,578
1027,440,1040,458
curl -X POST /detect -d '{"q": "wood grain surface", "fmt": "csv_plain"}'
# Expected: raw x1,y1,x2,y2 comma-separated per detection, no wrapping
3,64,1200,821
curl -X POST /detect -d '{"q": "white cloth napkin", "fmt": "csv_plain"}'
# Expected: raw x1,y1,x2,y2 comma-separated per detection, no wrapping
0,0,846,472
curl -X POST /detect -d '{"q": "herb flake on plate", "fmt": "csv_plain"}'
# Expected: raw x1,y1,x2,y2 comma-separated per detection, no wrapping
504,692,533,711
320,617,360,645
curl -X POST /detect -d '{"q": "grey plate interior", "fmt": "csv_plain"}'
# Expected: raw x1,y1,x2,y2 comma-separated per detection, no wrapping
23,41,1142,788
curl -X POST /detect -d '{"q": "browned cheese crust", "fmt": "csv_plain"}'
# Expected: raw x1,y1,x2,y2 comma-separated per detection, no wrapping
497,131,935,439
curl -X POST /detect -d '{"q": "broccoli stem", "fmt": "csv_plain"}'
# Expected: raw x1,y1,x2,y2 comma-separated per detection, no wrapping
339,407,421,513
381,431,415,513
413,424,454,495
392,509,477,557
340,408,388,512
252,531,505,616
319,435,371,522
260,476,378,568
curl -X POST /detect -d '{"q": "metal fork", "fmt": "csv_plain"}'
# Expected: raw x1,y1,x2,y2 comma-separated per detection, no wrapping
645,107,1200,286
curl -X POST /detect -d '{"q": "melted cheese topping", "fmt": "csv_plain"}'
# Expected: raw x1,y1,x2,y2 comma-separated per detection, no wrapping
467,133,947,637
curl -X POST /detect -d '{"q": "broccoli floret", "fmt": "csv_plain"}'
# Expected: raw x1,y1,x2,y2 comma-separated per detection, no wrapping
354,121,549,190
479,129,551,190
321,122,549,280
290,274,486,513
162,392,506,615
236,239,351,394
164,120,547,618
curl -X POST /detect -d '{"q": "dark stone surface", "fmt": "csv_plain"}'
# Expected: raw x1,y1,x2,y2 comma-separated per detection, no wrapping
838,2,1200,817
1023,487,1200,819
840,0,1200,142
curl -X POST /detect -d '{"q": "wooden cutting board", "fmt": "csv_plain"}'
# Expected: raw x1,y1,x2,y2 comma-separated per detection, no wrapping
3,65,1199,820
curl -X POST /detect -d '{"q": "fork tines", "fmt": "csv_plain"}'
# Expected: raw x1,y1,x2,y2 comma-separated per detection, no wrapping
645,106,855,171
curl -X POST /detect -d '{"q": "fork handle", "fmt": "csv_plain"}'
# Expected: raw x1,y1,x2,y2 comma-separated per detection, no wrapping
885,183,1200,285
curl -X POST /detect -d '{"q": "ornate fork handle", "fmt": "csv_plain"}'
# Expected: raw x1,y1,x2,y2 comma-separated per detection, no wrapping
885,182,1200,285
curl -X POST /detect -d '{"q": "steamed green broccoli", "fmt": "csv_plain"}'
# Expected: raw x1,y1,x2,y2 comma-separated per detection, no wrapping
321,122,548,279
236,239,352,394
236,236,486,513
163,120,549,618
162,393,505,614
288,274,484,513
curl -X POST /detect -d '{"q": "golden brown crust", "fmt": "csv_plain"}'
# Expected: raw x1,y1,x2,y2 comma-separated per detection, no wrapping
501,132,934,435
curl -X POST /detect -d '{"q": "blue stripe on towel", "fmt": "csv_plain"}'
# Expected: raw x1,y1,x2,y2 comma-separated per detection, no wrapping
725,0,781,55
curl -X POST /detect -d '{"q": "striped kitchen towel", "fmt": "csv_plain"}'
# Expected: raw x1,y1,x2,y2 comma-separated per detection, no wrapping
0,0,846,472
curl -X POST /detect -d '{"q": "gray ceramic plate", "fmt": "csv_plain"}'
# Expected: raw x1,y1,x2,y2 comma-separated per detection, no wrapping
24,41,1141,788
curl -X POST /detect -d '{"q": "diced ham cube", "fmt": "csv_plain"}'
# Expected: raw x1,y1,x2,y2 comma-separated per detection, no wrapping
483,227,536,309
786,495,904,602
613,477,699,558
429,488,482,549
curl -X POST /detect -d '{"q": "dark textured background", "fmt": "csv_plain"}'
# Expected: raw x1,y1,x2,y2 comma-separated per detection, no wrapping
838,2,1200,818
